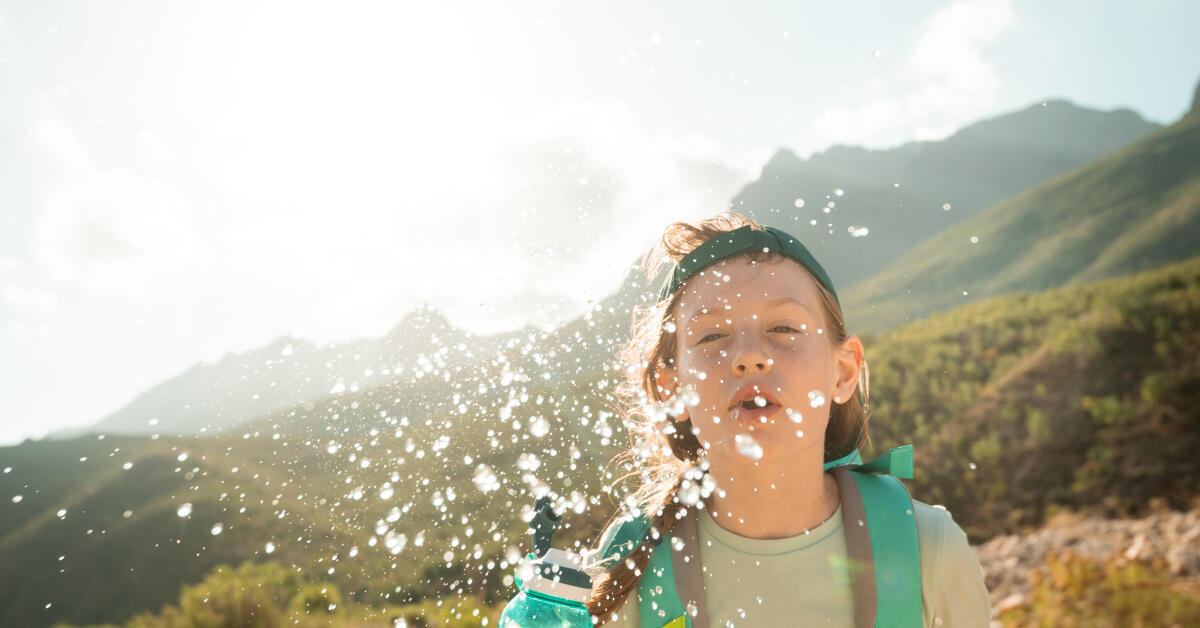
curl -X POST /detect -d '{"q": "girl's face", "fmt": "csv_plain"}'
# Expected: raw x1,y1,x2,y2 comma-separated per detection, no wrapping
657,256,862,468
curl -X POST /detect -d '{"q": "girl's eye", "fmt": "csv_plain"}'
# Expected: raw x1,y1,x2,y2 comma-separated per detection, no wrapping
697,333,723,344
771,325,802,334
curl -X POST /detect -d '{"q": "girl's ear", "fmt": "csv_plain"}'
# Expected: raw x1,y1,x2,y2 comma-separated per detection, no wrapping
832,335,865,405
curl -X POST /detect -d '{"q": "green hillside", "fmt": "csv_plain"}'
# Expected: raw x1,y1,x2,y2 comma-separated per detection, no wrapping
0,372,626,627
844,107,1200,334
865,256,1200,540
6,258,1199,627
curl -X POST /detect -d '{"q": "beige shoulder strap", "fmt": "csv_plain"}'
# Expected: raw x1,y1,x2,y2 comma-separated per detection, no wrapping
832,466,878,628
671,507,710,628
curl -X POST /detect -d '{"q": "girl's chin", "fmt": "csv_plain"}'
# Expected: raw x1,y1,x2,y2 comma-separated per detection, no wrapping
709,428,821,465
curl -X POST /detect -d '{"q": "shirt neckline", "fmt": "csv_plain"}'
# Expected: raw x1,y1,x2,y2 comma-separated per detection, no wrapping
697,502,844,556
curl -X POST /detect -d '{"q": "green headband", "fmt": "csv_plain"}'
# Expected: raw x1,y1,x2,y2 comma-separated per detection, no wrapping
657,225,841,311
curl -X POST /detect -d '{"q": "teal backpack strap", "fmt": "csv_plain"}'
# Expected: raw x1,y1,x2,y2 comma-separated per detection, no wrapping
596,514,688,627
597,514,652,566
841,445,923,628
638,531,687,627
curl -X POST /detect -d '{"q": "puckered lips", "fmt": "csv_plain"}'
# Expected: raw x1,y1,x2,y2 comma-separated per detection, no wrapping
728,383,782,423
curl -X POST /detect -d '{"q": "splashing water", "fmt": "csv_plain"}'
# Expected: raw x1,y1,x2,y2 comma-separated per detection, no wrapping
735,434,764,460
473,464,501,493
529,416,550,438
808,390,826,408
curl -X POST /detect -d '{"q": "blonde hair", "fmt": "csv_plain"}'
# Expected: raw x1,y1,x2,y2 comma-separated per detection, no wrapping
586,212,871,623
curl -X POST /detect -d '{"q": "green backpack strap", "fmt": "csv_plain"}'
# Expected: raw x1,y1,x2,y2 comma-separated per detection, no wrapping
597,514,688,627
842,445,923,628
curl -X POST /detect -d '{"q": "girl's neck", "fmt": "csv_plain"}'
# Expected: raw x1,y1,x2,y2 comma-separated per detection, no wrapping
701,450,840,539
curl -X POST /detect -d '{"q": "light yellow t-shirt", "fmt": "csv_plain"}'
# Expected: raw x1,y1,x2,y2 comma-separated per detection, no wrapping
598,500,990,627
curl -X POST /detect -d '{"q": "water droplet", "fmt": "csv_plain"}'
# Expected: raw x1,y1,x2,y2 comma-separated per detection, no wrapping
735,434,763,460
872,49,882,58
834,188,844,196
473,464,500,493
265,541,276,554
942,203,951,211
968,462,978,470
530,416,550,438
808,390,826,408
379,485,394,500
664,321,677,333
56,508,67,518
796,430,805,438
11,495,22,503
794,199,805,208
786,408,803,423
753,395,768,408
2,467,10,473
210,523,224,535
970,236,979,244
679,387,700,407
176,453,188,462
122,510,133,519
122,462,133,470
176,503,193,518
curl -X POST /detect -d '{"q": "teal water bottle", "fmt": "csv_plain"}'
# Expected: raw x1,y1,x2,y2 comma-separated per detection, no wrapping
499,497,593,627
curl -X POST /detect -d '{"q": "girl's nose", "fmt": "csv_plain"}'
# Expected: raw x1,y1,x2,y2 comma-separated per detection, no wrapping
732,334,772,375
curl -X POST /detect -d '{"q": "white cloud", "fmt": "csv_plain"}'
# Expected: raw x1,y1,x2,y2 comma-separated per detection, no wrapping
802,0,1016,153
28,118,213,295
2,284,59,319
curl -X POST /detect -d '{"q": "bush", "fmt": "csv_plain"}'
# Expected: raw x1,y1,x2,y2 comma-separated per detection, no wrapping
997,552,1200,627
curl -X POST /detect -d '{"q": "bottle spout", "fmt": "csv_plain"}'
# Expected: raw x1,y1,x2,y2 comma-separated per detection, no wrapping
530,495,561,558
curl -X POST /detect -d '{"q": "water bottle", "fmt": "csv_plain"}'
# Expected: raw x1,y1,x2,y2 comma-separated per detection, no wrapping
498,497,593,627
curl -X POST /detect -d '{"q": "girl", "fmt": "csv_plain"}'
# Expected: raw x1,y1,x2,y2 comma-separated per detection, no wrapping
583,213,991,627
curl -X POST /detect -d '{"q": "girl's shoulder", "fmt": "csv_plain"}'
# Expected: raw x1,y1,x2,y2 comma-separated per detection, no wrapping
910,499,992,624
910,498,972,555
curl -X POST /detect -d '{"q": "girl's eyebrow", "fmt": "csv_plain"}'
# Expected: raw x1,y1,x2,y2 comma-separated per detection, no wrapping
683,297,815,325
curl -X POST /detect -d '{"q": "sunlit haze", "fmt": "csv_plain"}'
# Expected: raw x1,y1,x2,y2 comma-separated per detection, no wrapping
1,0,1198,444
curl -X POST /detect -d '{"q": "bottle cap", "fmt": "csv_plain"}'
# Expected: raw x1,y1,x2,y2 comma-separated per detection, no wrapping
519,548,593,604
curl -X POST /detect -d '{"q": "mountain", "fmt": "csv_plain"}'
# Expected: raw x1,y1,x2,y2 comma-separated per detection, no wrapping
843,96,1200,334
57,261,657,440
52,306,522,438
5,254,1198,627
728,100,1161,290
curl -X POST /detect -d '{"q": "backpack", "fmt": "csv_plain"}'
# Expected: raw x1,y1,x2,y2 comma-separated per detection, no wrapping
595,445,922,628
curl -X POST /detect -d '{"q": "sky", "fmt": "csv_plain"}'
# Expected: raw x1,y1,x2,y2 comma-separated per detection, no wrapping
0,0,1197,445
